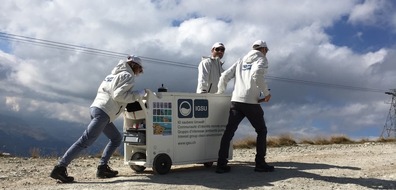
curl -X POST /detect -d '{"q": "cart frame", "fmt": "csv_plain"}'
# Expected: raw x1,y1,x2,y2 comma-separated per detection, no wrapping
123,90,233,174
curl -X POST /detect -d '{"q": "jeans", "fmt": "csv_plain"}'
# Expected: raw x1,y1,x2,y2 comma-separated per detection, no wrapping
218,102,268,166
58,107,122,167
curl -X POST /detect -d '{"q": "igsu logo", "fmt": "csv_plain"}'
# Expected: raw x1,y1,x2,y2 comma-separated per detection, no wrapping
193,99,208,118
178,99,208,118
178,100,192,118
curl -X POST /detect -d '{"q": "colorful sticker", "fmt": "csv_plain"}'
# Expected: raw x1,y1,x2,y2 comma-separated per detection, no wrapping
152,102,172,135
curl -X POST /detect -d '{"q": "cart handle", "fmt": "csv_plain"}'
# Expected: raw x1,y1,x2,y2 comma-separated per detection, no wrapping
141,89,163,110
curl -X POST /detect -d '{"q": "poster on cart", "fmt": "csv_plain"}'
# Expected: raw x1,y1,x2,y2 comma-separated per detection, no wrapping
147,94,231,163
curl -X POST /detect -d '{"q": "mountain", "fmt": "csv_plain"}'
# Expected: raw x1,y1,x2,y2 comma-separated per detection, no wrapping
0,114,114,157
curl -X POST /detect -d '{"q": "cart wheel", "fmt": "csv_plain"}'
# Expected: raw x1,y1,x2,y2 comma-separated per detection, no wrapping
153,153,172,175
130,152,146,173
203,162,213,168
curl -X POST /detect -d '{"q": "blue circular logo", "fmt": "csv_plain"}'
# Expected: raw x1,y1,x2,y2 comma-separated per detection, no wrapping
179,101,191,117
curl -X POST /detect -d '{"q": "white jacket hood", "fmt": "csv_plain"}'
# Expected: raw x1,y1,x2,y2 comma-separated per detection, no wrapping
111,60,134,75
243,50,264,64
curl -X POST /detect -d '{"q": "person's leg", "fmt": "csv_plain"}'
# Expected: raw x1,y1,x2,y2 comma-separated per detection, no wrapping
244,104,274,172
51,107,110,183
99,122,122,165
96,122,122,178
243,104,267,163
218,102,245,166
58,107,110,167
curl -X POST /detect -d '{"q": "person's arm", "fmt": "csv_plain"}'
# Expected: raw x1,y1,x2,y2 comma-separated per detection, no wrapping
217,59,239,94
112,73,143,103
252,57,270,98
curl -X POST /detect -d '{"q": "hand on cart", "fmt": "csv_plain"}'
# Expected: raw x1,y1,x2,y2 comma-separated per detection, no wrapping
258,94,271,103
134,89,150,100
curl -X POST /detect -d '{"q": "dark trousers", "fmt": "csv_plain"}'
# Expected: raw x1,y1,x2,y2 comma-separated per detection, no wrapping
217,102,268,166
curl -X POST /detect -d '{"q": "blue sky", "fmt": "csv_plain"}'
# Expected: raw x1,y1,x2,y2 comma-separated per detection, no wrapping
0,0,395,140
326,16,396,53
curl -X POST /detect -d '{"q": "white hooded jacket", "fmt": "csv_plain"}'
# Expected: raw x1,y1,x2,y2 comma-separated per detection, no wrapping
91,60,143,122
217,50,270,104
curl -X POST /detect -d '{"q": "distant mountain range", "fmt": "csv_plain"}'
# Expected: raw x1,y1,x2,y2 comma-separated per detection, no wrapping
0,114,116,157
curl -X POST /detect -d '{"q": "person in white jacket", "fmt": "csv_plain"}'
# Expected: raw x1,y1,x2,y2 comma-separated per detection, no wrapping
215,40,274,173
50,55,146,183
196,42,226,93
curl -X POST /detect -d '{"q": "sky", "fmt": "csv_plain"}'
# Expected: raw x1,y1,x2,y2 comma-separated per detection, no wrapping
0,0,396,140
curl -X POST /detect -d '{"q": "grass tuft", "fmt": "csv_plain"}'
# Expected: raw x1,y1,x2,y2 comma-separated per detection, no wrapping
234,135,396,149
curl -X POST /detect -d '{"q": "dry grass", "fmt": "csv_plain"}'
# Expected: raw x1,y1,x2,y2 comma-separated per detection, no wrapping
29,147,41,158
267,134,297,147
234,134,396,149
329,135,355,144
377,137,396,143
233,136,257,149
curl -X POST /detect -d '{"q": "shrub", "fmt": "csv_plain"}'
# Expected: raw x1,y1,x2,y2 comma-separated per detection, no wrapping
329,135,354,144
29,147,41,158
233,136,256,149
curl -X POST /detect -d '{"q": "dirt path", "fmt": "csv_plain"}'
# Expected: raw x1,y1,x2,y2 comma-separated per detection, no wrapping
1,142,395,190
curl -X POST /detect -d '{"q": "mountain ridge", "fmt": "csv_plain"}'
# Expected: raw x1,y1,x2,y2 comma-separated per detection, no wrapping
0,114,112,157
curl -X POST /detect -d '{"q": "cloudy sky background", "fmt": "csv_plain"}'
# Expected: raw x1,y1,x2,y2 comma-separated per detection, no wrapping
1,0,395,140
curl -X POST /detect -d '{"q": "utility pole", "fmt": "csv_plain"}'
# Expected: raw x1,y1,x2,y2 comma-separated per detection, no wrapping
381,89,396,138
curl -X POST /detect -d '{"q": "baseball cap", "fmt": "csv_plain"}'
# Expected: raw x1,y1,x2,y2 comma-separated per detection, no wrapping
127,55,143,67
212,42,225,49
252,40,268,50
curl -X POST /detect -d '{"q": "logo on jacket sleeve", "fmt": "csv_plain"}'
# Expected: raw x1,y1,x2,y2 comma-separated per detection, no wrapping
242,64,252,71
104,76,114,82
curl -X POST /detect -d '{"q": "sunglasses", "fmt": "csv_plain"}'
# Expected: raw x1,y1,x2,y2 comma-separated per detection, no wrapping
214,47,225,52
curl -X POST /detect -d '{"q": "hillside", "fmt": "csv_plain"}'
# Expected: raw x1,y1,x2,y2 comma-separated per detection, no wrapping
0,114,110,157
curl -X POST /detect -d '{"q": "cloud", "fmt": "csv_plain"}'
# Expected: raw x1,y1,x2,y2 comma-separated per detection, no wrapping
348,0,382,24
348,0,396,31
0,0,395,139
4,95,89,123
5,96,20,112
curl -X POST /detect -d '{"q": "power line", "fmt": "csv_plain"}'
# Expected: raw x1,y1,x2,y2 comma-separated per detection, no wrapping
0,32,126,59
0,32,387,93
0,32,197,69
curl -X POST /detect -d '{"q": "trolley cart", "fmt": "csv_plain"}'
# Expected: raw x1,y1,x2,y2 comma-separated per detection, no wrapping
123,90,233,174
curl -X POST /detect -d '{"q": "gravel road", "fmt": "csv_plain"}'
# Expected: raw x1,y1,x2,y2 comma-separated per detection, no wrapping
1,142,395,190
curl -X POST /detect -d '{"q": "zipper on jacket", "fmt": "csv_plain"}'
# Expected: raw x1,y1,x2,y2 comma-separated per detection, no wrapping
116,106,123,115
208,83,212,93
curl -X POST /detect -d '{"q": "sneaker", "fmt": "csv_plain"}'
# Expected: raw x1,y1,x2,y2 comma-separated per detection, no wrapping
254,163,275,172
215,165,231,174
96,164,118,178
50,165,74,183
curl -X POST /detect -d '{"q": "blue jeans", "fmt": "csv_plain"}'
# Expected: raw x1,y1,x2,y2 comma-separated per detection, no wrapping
58,107,122,167
218,102,268,166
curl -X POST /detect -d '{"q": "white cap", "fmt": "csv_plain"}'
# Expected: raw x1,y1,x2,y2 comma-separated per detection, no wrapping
127,55,143,67
212,42,225,49
252,40,268,49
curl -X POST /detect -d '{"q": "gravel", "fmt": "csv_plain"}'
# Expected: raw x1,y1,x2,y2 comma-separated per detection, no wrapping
1,142,395,190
